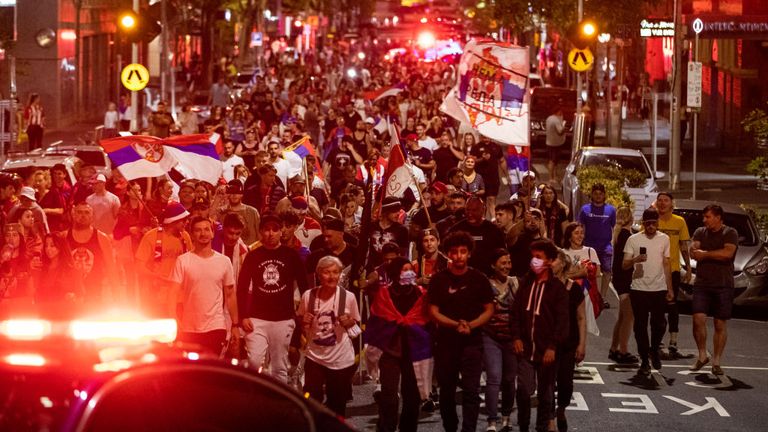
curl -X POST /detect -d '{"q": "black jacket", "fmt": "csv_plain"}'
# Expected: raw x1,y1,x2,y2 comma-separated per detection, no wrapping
510,273,569,363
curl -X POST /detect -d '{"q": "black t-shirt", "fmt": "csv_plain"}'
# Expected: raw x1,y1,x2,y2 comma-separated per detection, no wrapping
612,229,632,291
351,131,369,158
471,142,502,186
407,146,434,178
237,245,308,321
344,111,362,130
447,220,506,275
565,280,586,349
412,205,451,230
368,222,409,267
510,231,538,278
327,147,356,183
432,146,461,183
692,225,739,288
428,268,494,342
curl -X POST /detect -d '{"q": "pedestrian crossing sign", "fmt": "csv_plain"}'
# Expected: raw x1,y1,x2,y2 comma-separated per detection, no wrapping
121,63,149,92
568,48,594,72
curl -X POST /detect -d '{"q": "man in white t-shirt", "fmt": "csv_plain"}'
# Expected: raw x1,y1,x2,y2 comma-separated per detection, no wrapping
622,208,674,375
416,123,438,152
170,216,239,355
267,140,292,188
221,141,245,182
86,174,121,235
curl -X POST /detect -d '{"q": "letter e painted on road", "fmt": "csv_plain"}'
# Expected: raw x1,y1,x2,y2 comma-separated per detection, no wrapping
602,393,659,414
663,396,731,417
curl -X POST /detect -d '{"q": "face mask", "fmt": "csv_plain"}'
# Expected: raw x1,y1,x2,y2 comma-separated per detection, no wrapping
399,270,418,286
530,257,548,275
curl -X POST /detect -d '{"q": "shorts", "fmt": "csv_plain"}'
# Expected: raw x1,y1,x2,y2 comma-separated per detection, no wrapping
595,247,613,273
692,286,734,320
485,181,500,198
546,145,563,164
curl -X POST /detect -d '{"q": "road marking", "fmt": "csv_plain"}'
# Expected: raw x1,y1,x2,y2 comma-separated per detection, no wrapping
663,395,731,417
573,366,604,384
602,393,659,413
583,361,768,371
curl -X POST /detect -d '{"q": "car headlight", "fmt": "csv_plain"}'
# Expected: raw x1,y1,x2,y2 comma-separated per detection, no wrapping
745,256,768,276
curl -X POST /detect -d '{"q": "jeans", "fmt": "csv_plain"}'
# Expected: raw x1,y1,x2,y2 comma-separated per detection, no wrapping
667,272,681,333
243,318,296,383
435,337,484,432
630,290,668,360
482,334,532,423
378,351,421,432
303,357,356,417
552,347,576,417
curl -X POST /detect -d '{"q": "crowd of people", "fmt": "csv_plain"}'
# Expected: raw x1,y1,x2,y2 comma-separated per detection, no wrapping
1,44,739,432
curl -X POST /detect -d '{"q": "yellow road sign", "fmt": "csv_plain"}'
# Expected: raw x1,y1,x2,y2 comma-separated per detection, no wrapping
121,63,149,91
568,48,594,72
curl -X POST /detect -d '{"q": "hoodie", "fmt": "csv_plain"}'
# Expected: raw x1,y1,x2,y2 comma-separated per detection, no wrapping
510,273,569,363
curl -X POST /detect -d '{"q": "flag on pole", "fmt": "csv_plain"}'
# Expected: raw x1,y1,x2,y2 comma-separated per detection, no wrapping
382,136,415,199
440,40,530,146
100,133,223,185
506,145,531,187
363,82,406,102
283,136,324,180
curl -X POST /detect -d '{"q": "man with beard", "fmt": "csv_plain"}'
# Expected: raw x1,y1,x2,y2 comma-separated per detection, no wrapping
509,208,545,278
494,201,524,250
447,196,506,276
66,201,115,304
238,214,308,383
411,181,451,234
218,180,260,245
511,171,540,211
267,140,291,189
350,119,373,158
368,197,409,269
170,216,239,355
275,175,322,222
436,192,467,239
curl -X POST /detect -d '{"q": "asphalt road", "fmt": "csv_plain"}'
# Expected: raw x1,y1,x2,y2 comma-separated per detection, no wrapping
345,305,768,431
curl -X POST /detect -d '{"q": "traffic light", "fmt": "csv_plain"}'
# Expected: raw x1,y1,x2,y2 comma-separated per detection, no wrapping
568,20,598,49
117,10,161,43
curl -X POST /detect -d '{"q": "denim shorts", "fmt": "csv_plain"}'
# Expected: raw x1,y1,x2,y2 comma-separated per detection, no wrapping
692,286,734,320
595,248,613,273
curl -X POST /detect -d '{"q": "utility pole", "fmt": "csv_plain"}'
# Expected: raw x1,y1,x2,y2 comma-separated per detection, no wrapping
670,0,683,189
160,0,167,103
576,0,583,114
130,0,140,133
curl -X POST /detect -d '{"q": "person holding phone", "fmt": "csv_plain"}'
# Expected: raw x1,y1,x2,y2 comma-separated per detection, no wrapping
622,208,674,375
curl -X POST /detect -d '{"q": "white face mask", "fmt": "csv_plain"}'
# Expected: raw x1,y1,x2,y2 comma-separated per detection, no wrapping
530,257,548,275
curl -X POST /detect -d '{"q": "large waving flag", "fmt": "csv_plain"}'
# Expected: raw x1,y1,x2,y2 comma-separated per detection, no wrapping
441,40,530,145
363,82,406,102
100,133,223,185
382,126,414,199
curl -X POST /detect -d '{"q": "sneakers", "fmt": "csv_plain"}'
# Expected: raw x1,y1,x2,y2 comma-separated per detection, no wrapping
486,421,497,432
501,416,510,430
639,360,651,375
608,350,619,362
617,352,640,364
421,399,436,412
650,350,662,370
373,384,382,403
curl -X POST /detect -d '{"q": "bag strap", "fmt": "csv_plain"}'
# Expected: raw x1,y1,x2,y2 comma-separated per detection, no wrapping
337,286,346,317
309,288,317,314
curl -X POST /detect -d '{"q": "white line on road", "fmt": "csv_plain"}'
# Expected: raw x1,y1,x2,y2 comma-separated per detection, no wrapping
583,361,768,371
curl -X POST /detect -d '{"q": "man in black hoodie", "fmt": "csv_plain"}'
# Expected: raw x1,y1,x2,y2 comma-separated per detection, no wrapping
510,239,569,432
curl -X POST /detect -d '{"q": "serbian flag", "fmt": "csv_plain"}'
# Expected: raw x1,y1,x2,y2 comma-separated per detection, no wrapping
283,136,324,180
506,145,531,185
100,134,223,185
363,82,406,102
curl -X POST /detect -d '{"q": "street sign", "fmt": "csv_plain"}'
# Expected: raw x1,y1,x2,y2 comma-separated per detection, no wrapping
121,63,149,92
687,61,702,108
568,48,594,72
250,31,263,47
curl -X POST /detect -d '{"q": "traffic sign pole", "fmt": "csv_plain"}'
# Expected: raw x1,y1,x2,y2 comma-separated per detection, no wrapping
130,0,139,133
693,32,699,200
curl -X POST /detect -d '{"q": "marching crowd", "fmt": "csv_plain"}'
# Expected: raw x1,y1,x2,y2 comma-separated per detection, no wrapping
1,45,738,432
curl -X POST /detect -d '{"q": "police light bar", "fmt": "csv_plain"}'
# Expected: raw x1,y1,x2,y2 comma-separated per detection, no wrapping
0,320,52,341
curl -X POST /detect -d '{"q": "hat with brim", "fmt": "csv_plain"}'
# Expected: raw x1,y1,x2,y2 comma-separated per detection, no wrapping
260,214,283,230
19,187,36,202
163,202,190,224
381,196,402,213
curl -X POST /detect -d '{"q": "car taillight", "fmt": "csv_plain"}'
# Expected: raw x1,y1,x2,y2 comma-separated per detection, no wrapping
0,319,52,341
4,353,46,367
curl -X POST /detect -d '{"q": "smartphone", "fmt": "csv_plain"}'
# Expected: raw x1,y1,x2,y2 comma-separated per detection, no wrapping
639,247,647,255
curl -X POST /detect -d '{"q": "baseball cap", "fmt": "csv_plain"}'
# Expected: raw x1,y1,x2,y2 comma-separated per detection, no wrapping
521,170,536,180
95,174,107,183
428,181,448,194
291,196,309,210
405,133,418,141
226,179,244,194
163,202,190,224
323,218,345,232
365,117,375,125
381,196,402,213
260,213,283,230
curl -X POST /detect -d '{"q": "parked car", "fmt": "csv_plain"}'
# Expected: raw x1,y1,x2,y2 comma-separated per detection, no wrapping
1,150,79,185
530,86,576,147
0,311,354,432
190,91,212,123
562,146,660,225
673,200,768,306
43,143,112,178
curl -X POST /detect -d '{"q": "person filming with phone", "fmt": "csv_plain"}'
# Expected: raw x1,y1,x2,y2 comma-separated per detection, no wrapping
622,208,674,375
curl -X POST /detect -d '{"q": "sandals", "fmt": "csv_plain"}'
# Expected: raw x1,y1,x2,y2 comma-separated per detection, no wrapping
690,357,710,371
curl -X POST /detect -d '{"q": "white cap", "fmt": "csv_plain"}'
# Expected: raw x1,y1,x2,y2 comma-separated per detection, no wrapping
95,174,107,182
365,117,375,125
19,186,36,202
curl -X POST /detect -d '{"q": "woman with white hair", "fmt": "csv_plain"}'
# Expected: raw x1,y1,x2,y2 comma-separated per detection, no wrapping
297,255,361,417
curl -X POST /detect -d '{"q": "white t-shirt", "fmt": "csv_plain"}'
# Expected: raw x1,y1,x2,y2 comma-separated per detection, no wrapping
418,136,438,152
86,191,121,235
222,154,245,182
623,232,670,292
273,157,292,188
298,287,360,370
170,252,235,333
565,246,601,268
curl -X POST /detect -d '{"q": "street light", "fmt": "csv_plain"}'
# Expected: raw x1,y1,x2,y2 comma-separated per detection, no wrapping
417,31,436,49
119,14,136,30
